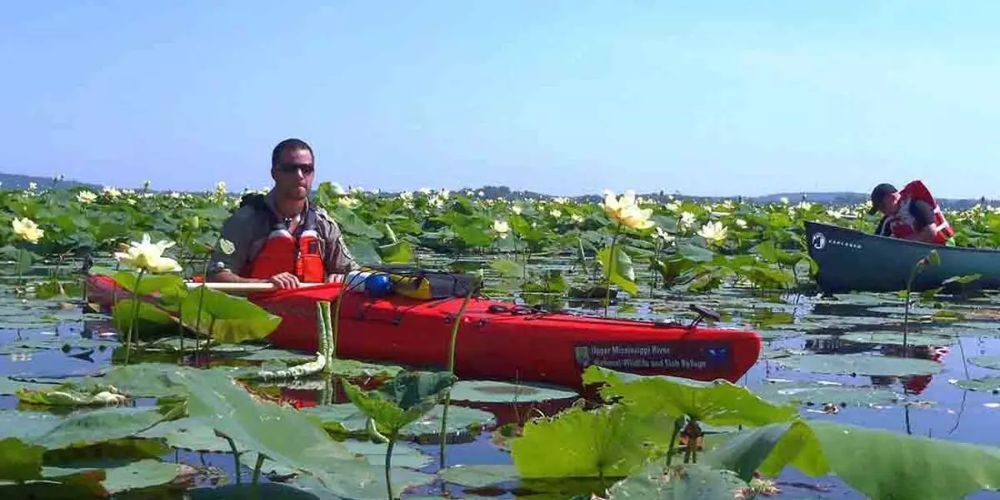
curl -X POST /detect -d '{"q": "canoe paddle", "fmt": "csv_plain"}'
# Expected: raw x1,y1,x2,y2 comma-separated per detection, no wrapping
185,282,326,292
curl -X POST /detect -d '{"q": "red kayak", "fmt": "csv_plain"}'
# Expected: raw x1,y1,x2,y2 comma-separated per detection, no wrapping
86,276,761,389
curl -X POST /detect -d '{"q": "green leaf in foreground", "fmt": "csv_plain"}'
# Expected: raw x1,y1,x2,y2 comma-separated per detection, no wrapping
583,366,796,427
180,287,282,343
811,421,1000,500
774,353,943,377
702,421,828,482
303,404,494,441
0,437,45,481
343,371,456,436
598,245,639,296
605,463,748,500
511,404,665,479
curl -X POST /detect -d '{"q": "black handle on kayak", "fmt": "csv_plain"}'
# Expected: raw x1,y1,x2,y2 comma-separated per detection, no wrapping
688,304,721,328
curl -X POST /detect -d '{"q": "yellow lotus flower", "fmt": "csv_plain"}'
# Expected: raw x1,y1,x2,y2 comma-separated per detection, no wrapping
11,217,44,243
338,196,360,208
512,205,523,215
654,227,675,244
114,234,182,273
697,221,728,244
493,219,510,239
602,190,654,229
77,190,97,204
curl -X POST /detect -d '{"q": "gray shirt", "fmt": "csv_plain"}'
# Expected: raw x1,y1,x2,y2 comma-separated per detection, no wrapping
208,191,360,277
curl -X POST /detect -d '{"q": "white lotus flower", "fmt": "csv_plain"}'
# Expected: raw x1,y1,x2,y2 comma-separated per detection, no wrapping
735,219,747,229
103,186,121,198
27,182,37,191
114,234,182,273
602,190,654,229
698,221,728,244
493,219,510,239
679,211,696,229
12,217,43,243
76,191,97,204
550,209,562,218
512,205,523,215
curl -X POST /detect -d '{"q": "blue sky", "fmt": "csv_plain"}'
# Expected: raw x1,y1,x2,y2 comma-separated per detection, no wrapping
3,1,999,198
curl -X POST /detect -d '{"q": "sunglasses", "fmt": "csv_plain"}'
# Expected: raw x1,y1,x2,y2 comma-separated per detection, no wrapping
275,163,315,175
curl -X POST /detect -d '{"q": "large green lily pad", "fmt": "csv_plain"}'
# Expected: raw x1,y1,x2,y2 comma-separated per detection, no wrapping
970,356,1000,370
32,407,169,450
343,440,431,469
951,377,1000,393
449,380,578,403
606,463,748,499
439,464,520,489
44,459,185,495
755,379,902,407
774,353,943,377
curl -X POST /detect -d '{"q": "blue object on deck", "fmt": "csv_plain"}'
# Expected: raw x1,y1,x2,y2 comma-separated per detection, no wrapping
365,273,394,298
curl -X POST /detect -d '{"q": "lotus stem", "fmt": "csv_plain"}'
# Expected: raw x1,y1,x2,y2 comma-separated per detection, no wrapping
252,453,267,485
123,269,146,366
194,259,210,363
323,300,334,364
332,290,345,361
604,225,622,318
665,416,684,466
215,429,242,485
385,436,397,500
438,391,451,469
317,302,330,373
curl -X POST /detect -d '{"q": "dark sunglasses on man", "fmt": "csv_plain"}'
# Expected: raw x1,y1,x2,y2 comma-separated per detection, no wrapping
275,163,314,175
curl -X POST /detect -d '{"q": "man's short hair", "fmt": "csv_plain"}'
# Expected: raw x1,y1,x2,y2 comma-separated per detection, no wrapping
271,138,314,167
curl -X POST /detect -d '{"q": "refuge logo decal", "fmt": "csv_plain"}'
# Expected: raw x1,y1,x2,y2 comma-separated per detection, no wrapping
811,232,826,250
573,342,730,371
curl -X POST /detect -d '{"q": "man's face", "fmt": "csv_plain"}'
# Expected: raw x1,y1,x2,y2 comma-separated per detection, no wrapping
878,192,900,215
271,148,315,200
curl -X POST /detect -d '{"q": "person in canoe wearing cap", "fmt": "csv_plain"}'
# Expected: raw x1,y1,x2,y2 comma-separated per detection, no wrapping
869,181,955,245
206,138,360,289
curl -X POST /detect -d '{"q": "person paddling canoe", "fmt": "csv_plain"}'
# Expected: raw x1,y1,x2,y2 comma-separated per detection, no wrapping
869,181,955,245
206,138,360,289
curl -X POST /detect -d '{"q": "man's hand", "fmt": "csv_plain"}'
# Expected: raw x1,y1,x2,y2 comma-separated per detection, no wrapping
269,272,301,289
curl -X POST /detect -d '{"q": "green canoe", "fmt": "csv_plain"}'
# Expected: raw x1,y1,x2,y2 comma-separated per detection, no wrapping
805,221,1000,293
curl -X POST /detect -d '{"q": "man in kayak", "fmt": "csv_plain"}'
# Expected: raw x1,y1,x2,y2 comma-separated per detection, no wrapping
869,181,955,245
207,138,360,289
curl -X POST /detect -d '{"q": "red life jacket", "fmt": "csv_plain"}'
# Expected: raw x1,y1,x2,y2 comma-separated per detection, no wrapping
243,196,326,283
885,180,954,245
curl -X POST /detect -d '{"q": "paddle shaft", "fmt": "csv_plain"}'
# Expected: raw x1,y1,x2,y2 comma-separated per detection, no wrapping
185,281,327,292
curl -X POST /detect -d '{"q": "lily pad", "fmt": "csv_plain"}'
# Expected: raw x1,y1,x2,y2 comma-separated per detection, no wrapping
755,329,803,341
137,417,244,453
969,356,1000,371
868,306,939,316
0,376,60,395
774,353,943,377
606,463,748,499
32,407,169,450
305,403,494,441
449,381,578,403
74,363,186,398
0,410,63,441
44,459,185,495
839,332,955,347
755,379,902,407
439,464,519,488
343,440,431,469
236,348,317,363
951,377,1000,393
